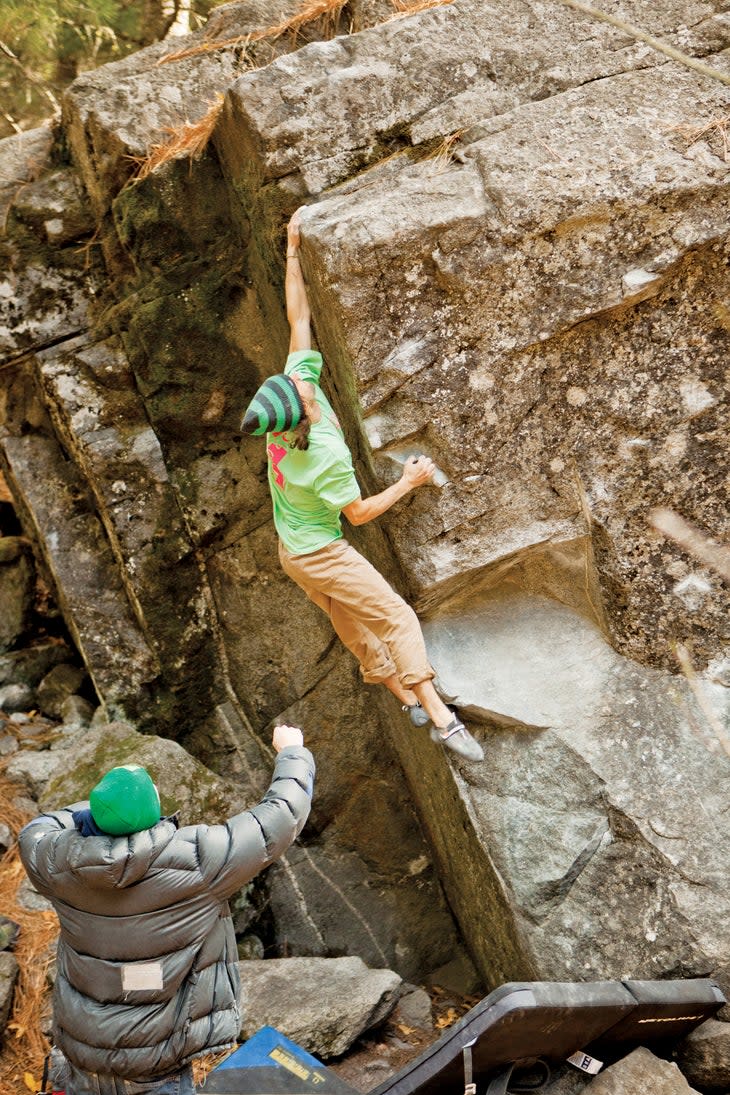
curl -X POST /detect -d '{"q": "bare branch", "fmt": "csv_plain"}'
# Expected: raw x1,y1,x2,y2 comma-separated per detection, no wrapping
0,38,60,112
650,507,730,584
674,644,730,758
2,110,22,134
553,0,730,89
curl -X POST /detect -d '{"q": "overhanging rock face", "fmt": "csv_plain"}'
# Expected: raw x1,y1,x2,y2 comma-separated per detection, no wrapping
215,0,730,987
1,0,729,990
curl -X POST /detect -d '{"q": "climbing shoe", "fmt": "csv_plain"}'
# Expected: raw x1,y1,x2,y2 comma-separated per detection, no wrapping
403,703,430,727
431,717,484,762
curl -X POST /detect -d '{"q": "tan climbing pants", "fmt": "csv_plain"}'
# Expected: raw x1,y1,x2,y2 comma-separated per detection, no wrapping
278,538,435,688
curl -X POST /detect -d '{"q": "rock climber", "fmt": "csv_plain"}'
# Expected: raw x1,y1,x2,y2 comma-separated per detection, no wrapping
240,209,483,763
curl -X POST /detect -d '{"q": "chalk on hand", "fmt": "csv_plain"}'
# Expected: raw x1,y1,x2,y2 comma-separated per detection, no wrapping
385,448,449,487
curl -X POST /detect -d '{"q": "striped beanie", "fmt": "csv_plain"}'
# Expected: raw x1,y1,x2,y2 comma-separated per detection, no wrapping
241,374,304,435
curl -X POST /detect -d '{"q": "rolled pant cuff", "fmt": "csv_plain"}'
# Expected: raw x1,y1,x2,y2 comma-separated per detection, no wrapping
399,668,436,688
360,661,398,685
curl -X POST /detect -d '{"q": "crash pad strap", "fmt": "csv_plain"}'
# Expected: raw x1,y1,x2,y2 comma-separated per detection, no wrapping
485,1063,514,1095
462,1039,477,1094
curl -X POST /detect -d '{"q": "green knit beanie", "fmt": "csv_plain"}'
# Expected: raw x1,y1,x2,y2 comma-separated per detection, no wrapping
89,765,161,836
241,374,304,435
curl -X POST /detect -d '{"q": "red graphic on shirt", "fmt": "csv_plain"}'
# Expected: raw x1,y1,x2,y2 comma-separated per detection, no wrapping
267,442,288,487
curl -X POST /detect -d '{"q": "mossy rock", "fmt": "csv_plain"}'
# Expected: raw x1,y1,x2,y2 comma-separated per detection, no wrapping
40,722,250,824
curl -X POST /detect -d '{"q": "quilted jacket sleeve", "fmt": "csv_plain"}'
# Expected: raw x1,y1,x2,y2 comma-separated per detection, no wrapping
192,745,315,899
18,803,87,895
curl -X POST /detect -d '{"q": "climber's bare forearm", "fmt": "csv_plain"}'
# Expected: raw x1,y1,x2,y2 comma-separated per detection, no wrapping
286,258,311,351
343,481,412,526
342,456,435,526
286,209,311,352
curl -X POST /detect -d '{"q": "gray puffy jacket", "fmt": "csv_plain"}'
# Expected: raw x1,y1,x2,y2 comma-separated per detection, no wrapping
19,745,315,1081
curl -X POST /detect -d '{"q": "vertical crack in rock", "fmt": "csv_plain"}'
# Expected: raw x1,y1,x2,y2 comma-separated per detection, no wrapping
297,845,390,968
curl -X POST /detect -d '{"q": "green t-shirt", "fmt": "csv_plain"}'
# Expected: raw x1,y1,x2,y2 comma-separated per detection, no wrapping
266,350,361,555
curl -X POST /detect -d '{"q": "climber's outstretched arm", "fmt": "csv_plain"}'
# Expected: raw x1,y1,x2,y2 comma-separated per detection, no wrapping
343,455,435,525
286,210,311,353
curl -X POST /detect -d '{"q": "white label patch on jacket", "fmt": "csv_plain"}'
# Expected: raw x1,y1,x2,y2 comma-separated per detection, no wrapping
121,962,164,992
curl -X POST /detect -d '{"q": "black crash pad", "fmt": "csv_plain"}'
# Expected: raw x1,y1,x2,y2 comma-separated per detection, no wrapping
370,978,725,1095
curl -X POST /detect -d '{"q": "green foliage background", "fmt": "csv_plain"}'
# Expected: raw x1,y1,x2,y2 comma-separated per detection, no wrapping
0,0,218,139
